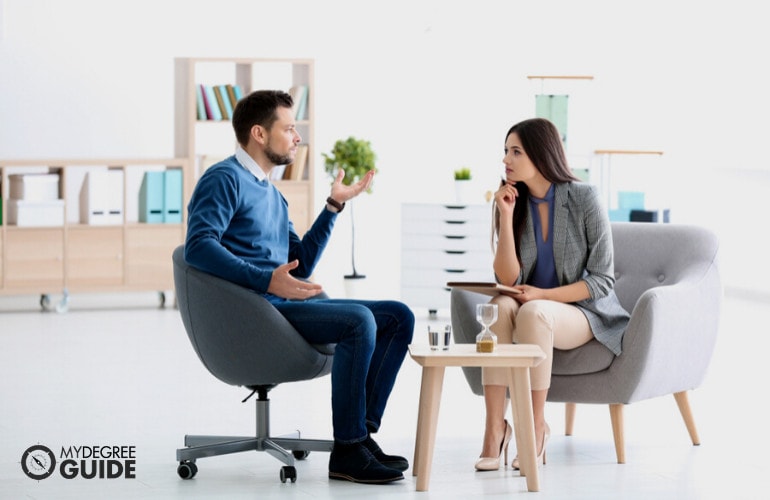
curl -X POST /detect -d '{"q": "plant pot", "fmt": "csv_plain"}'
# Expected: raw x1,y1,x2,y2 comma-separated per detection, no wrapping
343,274,367,298
455,180,473,204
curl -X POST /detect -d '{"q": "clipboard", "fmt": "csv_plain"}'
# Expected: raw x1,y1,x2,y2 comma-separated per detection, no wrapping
446,281,522,296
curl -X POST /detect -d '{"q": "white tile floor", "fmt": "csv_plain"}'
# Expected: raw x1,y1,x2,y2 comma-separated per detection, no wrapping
1,291,768,499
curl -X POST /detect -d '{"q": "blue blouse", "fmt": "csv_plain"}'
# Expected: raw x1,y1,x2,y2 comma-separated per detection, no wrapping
528,184,559,289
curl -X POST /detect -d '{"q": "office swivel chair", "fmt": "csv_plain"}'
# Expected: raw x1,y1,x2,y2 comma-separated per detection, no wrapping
172,245,335,483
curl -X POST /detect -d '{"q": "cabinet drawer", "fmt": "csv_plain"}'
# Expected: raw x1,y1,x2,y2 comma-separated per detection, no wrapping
125,225,182,288
401,204,491,237
401,233,491,251
401,267,494,287
402,203,491,221
402,249,492,272
400,285,452,311
4,228,65,290
66,227,124,287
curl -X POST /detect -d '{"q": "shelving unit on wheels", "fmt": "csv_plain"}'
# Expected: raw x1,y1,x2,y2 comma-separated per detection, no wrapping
0,158,190,312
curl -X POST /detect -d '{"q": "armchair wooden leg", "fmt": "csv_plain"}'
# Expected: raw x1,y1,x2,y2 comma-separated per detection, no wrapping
673,391,701,446
609,404,625,464
565,403,576,436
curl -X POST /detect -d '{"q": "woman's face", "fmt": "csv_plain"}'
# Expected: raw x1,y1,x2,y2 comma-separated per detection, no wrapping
502,132,539,184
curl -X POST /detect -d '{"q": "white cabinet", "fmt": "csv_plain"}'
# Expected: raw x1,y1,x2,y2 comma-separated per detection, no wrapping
401,203,495,314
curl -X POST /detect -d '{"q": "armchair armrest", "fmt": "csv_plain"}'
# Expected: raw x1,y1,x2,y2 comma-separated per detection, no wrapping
610,262,722,403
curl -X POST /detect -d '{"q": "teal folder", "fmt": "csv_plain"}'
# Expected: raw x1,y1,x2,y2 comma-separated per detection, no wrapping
139,171,164,223
163,169,183,223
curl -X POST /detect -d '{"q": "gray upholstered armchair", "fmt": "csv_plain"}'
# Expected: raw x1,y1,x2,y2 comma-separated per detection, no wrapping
450,222,721,463
172,245,334,483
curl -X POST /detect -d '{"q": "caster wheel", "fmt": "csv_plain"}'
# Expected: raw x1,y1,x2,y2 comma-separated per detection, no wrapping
40,294,52,311
177,461,198,479
292,450,310,460
55,299,69,314
280,465,296,483
158,291,166,308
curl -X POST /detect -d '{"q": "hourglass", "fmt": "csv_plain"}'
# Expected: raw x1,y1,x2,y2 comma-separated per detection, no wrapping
476,303,498,353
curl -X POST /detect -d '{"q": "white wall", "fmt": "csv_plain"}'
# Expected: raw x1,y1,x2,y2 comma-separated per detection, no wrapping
1,0,768,299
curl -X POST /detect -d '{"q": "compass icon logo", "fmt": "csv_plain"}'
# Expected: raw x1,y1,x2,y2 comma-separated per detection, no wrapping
21,444,57,480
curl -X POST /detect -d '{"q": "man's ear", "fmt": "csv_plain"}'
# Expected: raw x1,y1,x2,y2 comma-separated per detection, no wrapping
251,124,267,145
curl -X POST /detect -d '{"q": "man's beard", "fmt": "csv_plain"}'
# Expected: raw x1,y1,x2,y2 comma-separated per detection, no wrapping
264,143,294,166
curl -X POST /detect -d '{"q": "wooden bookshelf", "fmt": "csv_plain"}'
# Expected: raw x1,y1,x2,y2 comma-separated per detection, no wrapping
174,57,315,235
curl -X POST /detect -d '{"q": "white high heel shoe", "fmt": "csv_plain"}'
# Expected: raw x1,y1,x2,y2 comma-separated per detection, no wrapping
474,420,513,471
512,422,550,470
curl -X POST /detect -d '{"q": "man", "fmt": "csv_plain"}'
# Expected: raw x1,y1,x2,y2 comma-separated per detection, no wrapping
184,89,414,484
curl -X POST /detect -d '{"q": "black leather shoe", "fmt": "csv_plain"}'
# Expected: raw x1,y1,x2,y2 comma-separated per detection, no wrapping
328,442,404,484
363,435,410,472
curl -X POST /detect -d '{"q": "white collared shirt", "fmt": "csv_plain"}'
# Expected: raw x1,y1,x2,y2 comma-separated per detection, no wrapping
235,145,268,182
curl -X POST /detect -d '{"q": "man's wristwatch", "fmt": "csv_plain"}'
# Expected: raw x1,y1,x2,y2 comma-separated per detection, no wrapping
326,196,345,213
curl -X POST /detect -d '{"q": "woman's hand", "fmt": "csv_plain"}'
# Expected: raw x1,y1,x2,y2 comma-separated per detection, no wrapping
512,284,545,303
494,180,519,217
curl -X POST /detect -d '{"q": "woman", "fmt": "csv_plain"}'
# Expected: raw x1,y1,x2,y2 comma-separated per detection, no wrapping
475,118,630,471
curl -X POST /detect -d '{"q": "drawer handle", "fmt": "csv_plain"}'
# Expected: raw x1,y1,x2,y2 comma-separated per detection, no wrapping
444,269,466,273
444,235,466,240
445,250,466,255
444,220,467,225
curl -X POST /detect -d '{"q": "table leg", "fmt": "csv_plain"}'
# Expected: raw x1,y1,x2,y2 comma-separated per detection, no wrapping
508,367,539,492
414,366,445,492
507,377,523,474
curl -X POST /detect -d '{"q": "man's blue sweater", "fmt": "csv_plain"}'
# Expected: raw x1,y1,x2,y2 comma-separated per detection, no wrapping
184,156,336,295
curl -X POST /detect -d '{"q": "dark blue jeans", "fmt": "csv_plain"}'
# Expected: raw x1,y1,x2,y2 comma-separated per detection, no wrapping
272,298,414,443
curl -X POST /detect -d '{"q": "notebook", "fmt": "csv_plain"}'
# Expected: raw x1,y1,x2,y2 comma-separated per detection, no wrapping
445,282,522,296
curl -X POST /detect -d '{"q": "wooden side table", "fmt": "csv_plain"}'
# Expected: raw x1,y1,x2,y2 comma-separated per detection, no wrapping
408,344,546,492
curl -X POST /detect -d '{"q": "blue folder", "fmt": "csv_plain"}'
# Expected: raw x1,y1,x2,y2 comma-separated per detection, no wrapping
163,169,183,223
139,171,165,223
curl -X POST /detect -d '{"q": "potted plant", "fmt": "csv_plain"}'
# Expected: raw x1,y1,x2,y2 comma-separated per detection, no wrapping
454,167,472,204
322,136,377,282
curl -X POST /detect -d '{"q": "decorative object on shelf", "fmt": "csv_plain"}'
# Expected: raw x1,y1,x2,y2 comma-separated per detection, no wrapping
322,136,377,287
454,167,472,204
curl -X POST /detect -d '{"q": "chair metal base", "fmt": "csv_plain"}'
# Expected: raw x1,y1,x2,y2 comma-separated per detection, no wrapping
177,432,334,465
176,391,333,480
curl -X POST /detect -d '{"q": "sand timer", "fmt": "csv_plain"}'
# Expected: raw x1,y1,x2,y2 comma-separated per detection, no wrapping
475,303,498,353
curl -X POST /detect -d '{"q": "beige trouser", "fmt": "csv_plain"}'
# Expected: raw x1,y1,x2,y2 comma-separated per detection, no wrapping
482,294,593,391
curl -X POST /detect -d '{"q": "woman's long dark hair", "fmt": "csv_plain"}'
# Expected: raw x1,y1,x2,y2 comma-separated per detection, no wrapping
493,118,579,264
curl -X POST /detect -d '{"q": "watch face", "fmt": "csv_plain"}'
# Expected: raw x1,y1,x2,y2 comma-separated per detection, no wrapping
21,445,56,480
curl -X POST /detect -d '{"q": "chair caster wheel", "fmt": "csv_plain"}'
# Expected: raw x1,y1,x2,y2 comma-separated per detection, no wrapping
178,461,198,479
292,450,310,460
280,465,297,483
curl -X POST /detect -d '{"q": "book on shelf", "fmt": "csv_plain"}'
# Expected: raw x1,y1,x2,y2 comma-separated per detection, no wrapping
202,85,222,121
285,144,309,181
225,84,239,109
289,85,308,120
195,85,207,120
213,86,230,120
232,84,243,102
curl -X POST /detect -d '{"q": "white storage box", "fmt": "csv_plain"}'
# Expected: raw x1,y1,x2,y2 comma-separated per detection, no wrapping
7,199,65,227
9,174,61,201
79,170,124,225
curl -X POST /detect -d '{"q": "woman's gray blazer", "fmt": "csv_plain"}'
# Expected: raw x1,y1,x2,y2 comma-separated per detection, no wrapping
514,182,629,355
